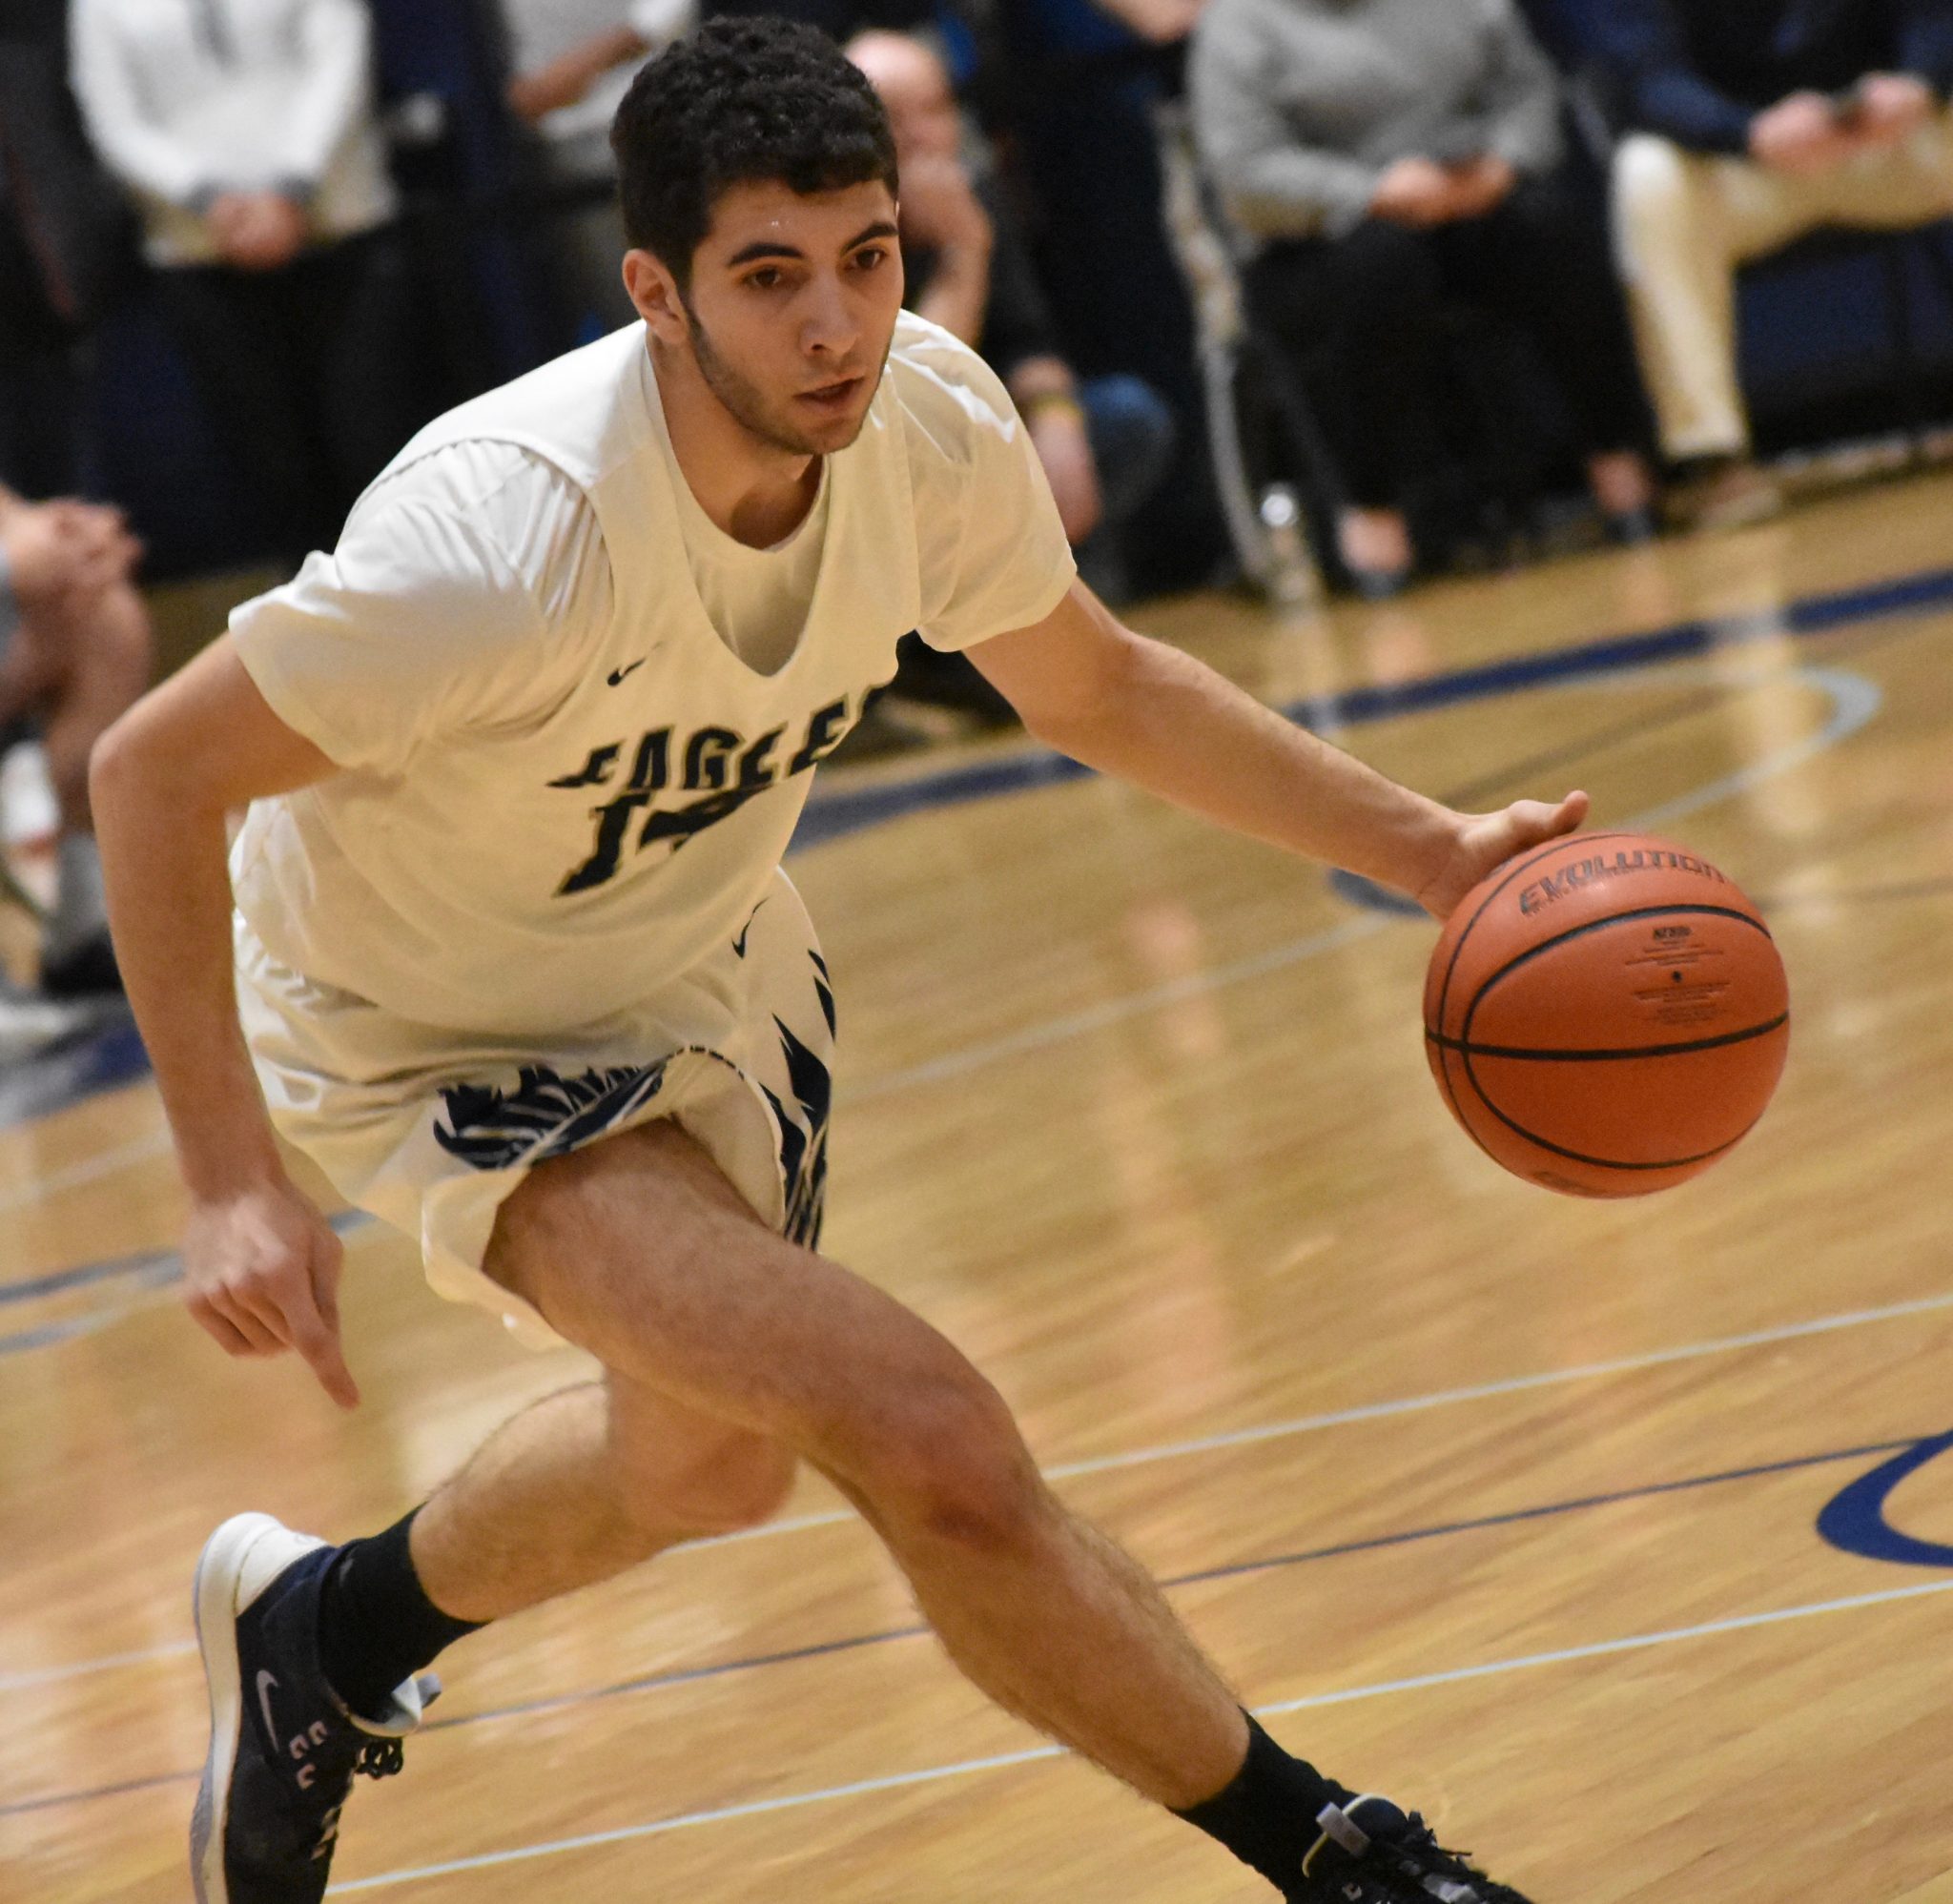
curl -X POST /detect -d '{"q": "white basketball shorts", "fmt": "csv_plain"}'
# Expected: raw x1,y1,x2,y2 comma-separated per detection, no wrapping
235,870,833,1350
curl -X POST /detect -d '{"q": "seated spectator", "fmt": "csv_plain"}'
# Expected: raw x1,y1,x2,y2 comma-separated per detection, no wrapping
1191,0,1657,594
69,0,421,570
990,0,1229,599
847,30,1175,603
1595,0,1953,530
502,0,695,341
0,485,150,998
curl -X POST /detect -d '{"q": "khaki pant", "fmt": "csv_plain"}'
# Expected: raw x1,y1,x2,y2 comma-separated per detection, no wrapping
1613,118,1953,459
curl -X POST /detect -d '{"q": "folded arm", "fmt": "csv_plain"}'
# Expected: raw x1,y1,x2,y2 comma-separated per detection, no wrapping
1189,13,1383,238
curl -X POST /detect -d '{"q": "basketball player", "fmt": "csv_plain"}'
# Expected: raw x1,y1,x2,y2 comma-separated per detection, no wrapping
92,22,1586,1903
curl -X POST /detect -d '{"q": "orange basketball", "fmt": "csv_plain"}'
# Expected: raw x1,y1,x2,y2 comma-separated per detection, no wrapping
1423,831,1789,1198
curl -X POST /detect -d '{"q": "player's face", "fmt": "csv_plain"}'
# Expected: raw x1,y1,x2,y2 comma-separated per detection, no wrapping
678,177,904,458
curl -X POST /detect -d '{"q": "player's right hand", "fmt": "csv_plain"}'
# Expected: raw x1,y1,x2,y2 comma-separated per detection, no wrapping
182,1177,360,1409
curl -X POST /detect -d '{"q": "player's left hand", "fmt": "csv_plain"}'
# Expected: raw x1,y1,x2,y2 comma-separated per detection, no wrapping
1412,790,1590,921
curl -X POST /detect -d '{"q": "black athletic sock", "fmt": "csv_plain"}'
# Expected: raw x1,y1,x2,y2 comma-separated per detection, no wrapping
1173,1714,1356,1895
316,1506,483,1722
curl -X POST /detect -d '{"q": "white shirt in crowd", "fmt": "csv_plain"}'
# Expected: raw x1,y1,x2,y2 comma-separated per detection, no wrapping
69,0,397,267
501,0,695,169
227,315,1077,1037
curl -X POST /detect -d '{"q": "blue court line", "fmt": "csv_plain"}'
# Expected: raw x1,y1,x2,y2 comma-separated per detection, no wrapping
1,554,1944,1150
0,1218,369,1327
0,571,1943,1332
0,1428,1925,1821
789,562,1953,852
1819,1426,1953,1568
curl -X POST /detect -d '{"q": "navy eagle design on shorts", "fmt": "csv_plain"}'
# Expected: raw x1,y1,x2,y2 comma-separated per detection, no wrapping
431,939,836,1250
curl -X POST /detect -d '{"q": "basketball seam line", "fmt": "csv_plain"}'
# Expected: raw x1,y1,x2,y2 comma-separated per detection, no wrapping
1429,831,1643,1148
1454,1076,1774,1172
1431,830,1643,1032
1449,899,1786,1176
1458,903,1778,1031
1426,1013,1790,1063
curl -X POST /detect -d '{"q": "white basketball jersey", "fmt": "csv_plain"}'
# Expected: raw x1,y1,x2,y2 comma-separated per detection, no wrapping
228,315,1075,1035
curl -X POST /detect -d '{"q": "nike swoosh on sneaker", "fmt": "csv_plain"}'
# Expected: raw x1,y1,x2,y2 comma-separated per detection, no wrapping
257,1669,280,1745
607,660,646,686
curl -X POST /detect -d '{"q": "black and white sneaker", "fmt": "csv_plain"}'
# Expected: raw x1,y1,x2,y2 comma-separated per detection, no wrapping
1291,1794,1532,1903
192,1513,437,1903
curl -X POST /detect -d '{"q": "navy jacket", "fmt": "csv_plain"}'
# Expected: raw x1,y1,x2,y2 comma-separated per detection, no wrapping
0,0,135,344
1588,0,1953,152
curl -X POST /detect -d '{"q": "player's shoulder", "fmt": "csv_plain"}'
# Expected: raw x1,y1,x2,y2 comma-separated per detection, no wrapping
878,312,1025,470
339,438,594,583
363,326,647,515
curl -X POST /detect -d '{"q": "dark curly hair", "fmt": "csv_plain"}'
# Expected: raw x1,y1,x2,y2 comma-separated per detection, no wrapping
610,17,898,294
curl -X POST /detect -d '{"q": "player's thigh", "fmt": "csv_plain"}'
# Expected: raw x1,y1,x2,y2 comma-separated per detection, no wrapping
484,1118,1019,1484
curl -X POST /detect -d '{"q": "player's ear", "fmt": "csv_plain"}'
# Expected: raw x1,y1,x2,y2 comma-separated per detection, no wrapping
623,249,688,343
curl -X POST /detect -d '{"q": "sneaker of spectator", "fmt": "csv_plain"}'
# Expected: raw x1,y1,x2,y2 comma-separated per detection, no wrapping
1662,455,1786,534
0,484,152,998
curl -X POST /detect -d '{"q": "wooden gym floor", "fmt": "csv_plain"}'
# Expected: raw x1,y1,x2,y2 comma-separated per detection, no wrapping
5,469,1953,1902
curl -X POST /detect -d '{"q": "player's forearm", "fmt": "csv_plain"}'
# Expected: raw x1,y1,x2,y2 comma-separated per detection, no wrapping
90,734,284,1200
1044,629,1461,898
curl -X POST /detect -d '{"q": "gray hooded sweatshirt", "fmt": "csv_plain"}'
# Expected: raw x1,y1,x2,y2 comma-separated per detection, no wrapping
1190,0,1566,248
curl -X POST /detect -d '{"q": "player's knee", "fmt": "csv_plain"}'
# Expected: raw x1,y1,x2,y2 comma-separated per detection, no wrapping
613,1427,798,1539
854,1364,1045,1552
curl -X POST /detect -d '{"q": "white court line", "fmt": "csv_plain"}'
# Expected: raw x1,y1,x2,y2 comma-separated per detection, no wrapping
0,1127,172,1217
0,662,1895,1685
326,1576,1953,1893
689,1289,1953,1548
847,912,1389,1102
9,1285,1949,1692
0,1639,198,1692
842,663,1881,1104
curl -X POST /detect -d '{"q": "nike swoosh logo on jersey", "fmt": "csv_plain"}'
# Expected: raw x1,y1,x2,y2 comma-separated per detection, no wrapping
606,660,646,686
257,1669,281,1745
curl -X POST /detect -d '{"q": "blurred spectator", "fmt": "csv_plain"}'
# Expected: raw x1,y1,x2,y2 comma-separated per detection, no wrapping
849,30,1175,600
70,0,421,569
0,483,150,998
1596,0,1953,530
501,0,694,340
0,0,134,501
705,0,933,42
990,0,1229,596
1192,0,1657,593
